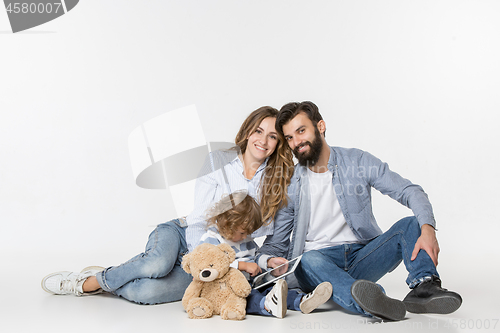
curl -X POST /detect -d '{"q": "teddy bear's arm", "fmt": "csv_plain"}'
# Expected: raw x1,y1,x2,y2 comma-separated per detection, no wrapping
182,280,204,310
226,268,252,298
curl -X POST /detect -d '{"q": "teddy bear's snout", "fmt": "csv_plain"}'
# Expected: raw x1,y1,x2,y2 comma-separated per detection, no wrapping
199,268,219,282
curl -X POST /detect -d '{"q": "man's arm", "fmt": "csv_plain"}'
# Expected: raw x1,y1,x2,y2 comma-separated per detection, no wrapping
255,183,296,270
412,224,440,266
360,151,440,265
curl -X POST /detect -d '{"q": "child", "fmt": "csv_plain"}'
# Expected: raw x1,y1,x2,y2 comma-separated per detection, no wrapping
199,190,332,318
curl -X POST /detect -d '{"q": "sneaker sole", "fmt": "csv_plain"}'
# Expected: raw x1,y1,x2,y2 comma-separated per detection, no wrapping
274,280,288,319
404,295,462,314
351,280,406,321
81,266,105,273
300,282,333,314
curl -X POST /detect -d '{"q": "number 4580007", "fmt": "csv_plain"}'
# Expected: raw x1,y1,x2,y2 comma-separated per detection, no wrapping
6,2,62,14
444,319,498,330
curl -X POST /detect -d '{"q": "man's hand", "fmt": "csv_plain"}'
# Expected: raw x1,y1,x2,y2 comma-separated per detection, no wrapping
411,224,440,266
267,257,288,276
238,262,262,277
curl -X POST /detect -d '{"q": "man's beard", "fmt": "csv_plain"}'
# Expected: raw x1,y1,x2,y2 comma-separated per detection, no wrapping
293,127,323,167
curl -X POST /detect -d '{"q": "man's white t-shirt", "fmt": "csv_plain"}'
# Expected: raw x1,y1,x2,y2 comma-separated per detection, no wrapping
304,168,359,252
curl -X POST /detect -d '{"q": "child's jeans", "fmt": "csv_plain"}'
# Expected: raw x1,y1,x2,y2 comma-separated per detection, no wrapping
246,284,304,316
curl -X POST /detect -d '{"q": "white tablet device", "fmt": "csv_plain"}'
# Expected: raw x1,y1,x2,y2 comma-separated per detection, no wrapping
252,256,302,290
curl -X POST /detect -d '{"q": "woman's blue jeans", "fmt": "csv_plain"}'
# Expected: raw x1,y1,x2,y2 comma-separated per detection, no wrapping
294,216,439,316
95,219,192,304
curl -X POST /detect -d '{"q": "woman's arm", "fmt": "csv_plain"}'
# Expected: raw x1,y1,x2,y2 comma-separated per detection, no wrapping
185,153,222,251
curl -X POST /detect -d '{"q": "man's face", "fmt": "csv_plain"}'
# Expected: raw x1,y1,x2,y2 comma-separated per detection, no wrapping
282,112,324,166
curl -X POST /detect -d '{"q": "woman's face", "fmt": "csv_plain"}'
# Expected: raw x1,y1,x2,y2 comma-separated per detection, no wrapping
245,116,279,164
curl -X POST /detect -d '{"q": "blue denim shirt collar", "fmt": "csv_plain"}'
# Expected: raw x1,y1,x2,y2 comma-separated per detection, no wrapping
327,146,337,169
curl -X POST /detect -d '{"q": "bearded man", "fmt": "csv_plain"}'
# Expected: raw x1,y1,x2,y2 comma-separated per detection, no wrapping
256,101,462,321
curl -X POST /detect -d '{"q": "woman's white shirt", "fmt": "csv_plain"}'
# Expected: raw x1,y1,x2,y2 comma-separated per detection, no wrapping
185,151,274,252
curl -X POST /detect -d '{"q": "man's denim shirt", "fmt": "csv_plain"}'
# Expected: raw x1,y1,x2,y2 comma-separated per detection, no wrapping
256,146,436,285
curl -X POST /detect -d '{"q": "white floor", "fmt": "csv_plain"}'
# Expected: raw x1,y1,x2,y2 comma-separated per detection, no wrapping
3,245,498,333
2,2,499,332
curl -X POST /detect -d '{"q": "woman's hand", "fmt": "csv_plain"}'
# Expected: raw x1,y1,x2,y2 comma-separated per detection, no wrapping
238,262,262,277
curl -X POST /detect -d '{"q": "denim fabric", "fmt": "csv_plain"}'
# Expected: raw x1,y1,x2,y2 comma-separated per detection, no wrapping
95,219,192,304
294,216,438,316
246,286,304,316
257,146,437,289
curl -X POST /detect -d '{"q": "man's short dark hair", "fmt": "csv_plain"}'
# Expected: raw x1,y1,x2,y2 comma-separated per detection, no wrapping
277,101,325,137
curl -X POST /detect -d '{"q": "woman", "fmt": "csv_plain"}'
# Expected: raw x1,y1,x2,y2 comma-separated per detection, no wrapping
41,106,294,305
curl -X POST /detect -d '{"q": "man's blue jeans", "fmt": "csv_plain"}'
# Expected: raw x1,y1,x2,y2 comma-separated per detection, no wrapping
95,219,192,304
294,216,438,316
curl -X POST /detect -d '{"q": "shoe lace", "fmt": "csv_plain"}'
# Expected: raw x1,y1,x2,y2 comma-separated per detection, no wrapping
60,275,84,296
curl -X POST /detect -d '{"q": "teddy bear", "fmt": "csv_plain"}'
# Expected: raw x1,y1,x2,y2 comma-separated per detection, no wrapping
181,243,252,320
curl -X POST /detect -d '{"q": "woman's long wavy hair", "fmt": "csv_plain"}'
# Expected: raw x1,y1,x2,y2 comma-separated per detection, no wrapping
234,106,294,224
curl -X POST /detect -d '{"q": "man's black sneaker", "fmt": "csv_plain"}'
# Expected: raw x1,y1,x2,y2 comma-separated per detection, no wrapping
351,280,406,321
403,275,462,314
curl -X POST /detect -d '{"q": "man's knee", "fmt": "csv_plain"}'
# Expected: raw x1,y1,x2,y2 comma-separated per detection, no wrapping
395,216,420,233
299,250,329,270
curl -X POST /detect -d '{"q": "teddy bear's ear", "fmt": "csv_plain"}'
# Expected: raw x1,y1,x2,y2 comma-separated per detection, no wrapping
217,243,236,263
181,252,191,274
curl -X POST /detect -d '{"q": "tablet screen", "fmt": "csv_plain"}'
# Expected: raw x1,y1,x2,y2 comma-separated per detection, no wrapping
252,256,302,290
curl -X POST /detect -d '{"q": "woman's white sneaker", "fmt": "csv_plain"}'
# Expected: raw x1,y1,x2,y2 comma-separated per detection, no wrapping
41,266,104,296
300,282,333,314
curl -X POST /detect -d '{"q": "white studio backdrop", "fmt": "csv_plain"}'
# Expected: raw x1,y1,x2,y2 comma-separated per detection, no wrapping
0,0,499,279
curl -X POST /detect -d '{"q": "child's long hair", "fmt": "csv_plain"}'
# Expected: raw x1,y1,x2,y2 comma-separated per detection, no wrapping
234,106,294,224
206,191,263,240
